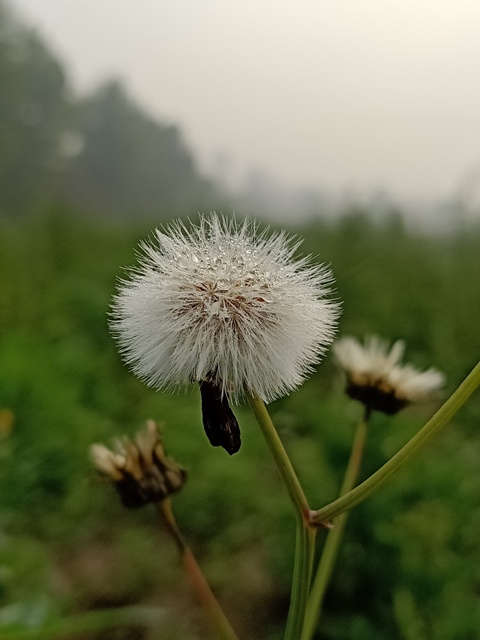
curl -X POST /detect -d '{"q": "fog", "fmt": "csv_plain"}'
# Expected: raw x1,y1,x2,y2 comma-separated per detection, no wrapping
10,0,480,206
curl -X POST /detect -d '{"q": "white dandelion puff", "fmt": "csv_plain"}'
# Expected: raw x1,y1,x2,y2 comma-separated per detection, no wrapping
333,335,445,415
110,214,340,405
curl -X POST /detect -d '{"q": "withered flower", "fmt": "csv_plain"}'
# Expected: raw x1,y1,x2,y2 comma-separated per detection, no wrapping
90,420,186,508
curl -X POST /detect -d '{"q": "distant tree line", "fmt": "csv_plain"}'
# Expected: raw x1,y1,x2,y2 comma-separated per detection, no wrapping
0,0,215,218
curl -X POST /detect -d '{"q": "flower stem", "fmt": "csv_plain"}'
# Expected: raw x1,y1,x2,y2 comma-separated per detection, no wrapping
248,395,316,640
158,500,239,640
302,410,369,640
248,395,310,519
312,360,480,525
285,517,317,640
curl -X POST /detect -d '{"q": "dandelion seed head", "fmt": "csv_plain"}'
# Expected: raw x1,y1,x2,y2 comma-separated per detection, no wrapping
111,214,340,403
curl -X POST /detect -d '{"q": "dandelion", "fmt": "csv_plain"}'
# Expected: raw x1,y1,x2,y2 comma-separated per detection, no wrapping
90,420,187,508
333,335,445,415
111,214,340,453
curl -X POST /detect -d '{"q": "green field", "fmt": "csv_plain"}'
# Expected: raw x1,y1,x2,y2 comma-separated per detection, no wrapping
1,209,479,639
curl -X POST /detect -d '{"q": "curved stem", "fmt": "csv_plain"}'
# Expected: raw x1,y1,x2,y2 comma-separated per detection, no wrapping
248,395,316,640
248,395,310,520
302,412,369,640
160,497,186,550
312,360,480,524
158,501,239,640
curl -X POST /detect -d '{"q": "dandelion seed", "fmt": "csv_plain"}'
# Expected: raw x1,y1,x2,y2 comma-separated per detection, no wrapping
90,420,186,508
111,214,340,452
333,335,445,415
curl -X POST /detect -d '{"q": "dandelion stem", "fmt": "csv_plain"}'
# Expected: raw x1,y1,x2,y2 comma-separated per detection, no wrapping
157,500,239,640
248,395,316,640
248,395,310,519
312,360,480,524
302,409,369,640
285,517,317,640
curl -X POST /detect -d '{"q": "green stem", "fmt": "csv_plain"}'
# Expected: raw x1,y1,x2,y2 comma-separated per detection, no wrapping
248,395,316,640
285,518,317,640
0,607,165,640
302,412,369,640
312,360,480,524
158,501,239,640
248,395,310,519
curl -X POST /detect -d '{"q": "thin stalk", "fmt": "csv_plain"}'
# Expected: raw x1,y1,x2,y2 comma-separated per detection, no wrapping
158,500,239,640
285,517,317,640
159,498,187,551
0,606,165,640
248,395,316,640
312,360,480,524
248,395,310,520
302,410,369,640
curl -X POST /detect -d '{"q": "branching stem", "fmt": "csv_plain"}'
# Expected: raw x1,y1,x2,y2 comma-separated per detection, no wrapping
312,361,480,524
302,408,369,639
248,395,316,640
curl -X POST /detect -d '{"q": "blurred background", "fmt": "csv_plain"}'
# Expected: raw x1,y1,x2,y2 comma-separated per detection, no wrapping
0,1,479,638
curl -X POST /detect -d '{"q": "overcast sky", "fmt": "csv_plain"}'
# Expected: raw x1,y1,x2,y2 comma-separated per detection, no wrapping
11,0,480,201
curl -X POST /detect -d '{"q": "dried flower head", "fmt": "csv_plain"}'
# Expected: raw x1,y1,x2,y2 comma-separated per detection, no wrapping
333,335,445,415
111,214,340,404
90,420,187,508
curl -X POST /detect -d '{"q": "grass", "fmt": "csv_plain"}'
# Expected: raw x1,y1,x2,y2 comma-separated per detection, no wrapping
0,207,479,639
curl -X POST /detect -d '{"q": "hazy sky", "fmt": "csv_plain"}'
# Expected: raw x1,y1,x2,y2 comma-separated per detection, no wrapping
11,0,480,200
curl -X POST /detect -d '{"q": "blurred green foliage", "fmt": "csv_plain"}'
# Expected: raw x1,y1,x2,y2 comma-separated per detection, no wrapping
0,208,479,639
